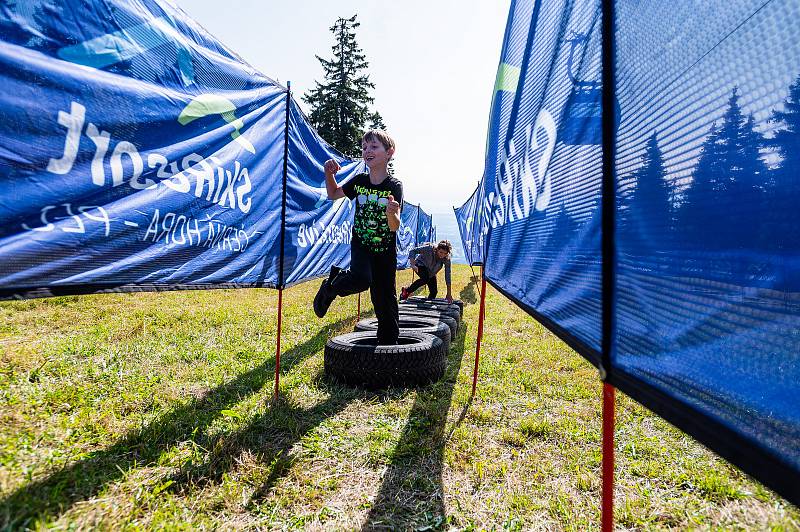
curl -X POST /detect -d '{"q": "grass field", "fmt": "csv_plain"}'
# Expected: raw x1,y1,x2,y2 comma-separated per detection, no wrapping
1,265,798,530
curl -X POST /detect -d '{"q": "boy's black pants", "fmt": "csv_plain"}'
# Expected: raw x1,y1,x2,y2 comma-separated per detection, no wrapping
330,246,399,344
407,265,438,298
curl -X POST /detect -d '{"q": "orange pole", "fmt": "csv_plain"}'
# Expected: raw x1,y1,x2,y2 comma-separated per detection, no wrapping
602,383,615,531
274,288,283,401
471,266,487,396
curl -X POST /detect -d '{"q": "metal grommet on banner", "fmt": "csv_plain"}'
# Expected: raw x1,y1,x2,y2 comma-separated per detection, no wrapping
598,364,608,381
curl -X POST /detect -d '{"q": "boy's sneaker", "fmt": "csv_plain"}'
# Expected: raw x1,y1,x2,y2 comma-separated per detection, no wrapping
399,286,409,302
313,279,336,318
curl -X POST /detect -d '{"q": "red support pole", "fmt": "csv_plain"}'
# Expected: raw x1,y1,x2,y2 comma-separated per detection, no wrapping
357,292,361,321
275,82,290,403
471,266,487,397
602,382,615,531
274,288,283,401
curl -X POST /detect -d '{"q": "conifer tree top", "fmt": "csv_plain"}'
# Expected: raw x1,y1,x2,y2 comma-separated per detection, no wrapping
303,15,383,158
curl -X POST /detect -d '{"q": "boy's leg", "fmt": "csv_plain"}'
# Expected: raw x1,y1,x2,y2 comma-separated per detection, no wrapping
370,253,399,345
405,265,430,295
330,246,372,296
426,273,438,299
314,246,370,318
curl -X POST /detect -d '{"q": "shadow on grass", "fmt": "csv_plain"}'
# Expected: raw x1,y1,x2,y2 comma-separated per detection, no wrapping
361,322,469,531
160,311,402,508
0,316,353,529
159,315,470,528
163,374,370,503
459,275,478,305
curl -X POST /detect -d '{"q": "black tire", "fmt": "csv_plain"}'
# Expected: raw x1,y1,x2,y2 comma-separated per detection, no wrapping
399,301,461,321
355,316,451,346
324,331,446,389
406,296,464,314
400,299,462,315
397,308,458,338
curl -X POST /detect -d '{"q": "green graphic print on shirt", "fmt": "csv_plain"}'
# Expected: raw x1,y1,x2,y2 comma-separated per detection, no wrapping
352,184,393,253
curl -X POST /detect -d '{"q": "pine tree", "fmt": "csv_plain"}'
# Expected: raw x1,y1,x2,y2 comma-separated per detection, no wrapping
764,76,800,252
620,131,673,250
303,15,382,157
679,88,768,249
367,111,386,130
769,77,800,168
543,203,580,254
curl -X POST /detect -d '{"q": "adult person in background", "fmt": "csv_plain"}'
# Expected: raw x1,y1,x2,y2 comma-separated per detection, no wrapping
400,240,453,304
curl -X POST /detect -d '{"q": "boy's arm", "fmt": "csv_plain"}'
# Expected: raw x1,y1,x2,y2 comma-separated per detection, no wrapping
386,195,401,231
324,159,346,200
444,258,453,303
385,180,402,232
409,244,423,272
409,244,430,268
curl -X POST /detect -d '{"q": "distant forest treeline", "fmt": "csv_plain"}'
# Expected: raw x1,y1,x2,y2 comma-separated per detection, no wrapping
543,78,800,256
617,79,800,254
535,78,800,289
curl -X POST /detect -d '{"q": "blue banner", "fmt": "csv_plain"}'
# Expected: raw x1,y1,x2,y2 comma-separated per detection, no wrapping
0,0,433,297
282,101,363,286
612,0,800,503
454,183,488,265
0,1,287,296
416,206,433,245
466,0,800,505
396,201,420,269
480,0,603,357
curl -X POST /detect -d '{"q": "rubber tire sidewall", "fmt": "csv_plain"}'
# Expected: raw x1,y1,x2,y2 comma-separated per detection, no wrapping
406,296,464,314
399,301,461,321
324,331,447,389
397,308,459,337
355,316,451,346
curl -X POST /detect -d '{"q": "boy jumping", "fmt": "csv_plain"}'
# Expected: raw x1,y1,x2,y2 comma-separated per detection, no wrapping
313,130,403,345
400,240,454,304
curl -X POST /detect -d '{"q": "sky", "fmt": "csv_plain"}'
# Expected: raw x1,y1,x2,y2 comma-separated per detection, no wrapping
172,0,512,214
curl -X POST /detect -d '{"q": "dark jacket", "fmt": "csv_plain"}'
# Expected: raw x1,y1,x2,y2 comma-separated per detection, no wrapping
410,243,451,285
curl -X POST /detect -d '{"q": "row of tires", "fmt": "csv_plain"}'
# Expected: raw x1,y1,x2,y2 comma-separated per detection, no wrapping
324,297,463,389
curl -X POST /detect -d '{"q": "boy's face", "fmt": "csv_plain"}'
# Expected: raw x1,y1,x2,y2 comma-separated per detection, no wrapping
436,248,448,259
362,138,394,171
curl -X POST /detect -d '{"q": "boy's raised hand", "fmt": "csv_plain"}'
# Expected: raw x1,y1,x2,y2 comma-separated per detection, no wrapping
324,159,340,177
386,195,400,216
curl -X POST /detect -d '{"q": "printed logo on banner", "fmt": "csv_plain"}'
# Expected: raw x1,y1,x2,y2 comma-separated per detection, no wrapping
296,219,352,248
465,210,487,248
397,223,414,251
23,96,261,255
44,100,254,213
302,159,366,210
178,94,256,154
561,33,602,146
302,177,341,210
487,108,557,228
309,183,332,209
57,15,197,86
484,28,610,230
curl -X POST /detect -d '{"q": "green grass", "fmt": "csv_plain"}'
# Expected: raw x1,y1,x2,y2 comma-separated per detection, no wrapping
1,265,798,530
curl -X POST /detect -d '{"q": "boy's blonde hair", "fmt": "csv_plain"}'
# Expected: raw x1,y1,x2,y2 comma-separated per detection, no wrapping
436,240,452,256
362,129,395,152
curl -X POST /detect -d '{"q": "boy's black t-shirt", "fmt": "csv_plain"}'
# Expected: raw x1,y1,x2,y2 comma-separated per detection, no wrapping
342,173,403,255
